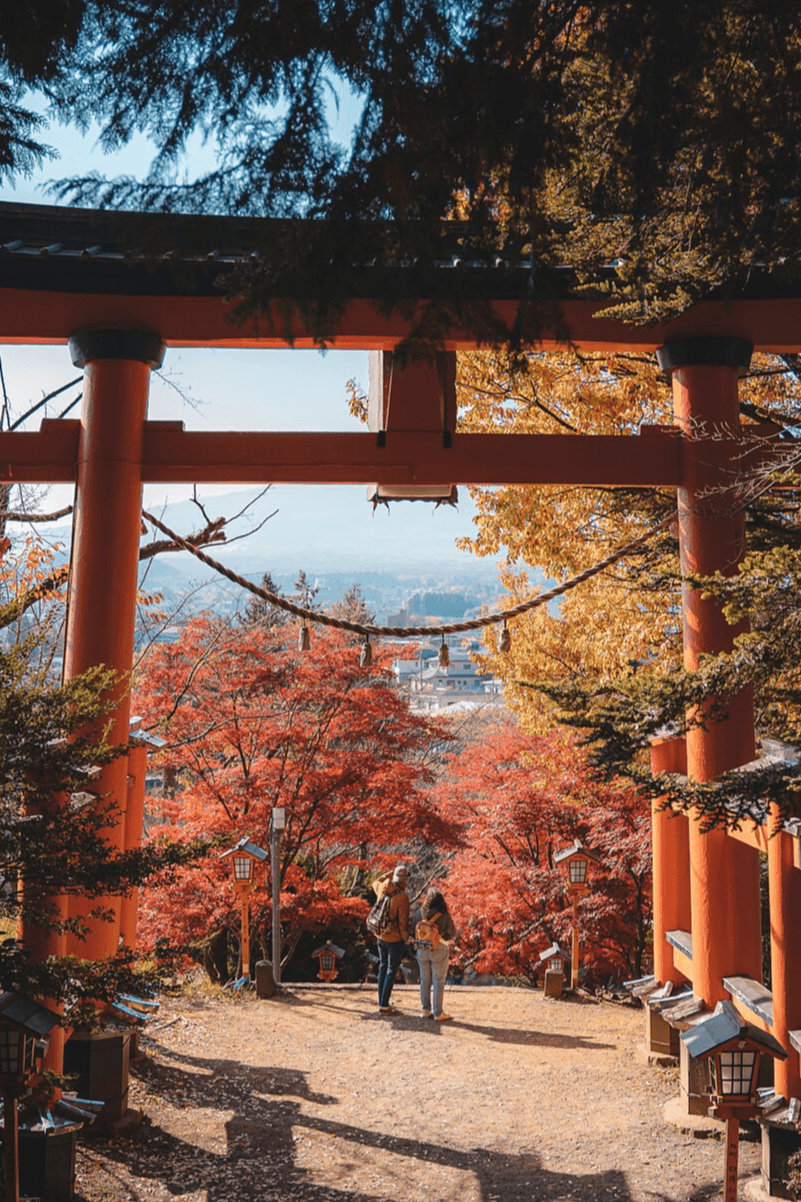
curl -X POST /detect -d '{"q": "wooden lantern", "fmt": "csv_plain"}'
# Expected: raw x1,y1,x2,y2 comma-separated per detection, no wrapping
219,838,268,983
220,837,268,893
538,942,570,976
553,841,602,989
682,1000,788,1201
553,840,602,896
312,941,345,982
0,993,60,1202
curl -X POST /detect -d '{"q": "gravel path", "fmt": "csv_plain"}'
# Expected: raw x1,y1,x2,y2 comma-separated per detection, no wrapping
76,984,760,1202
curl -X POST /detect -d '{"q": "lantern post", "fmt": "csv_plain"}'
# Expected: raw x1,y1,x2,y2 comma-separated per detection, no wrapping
271,808,286,985
553,841,602,989
682,1000,788,1201
219,838,267,985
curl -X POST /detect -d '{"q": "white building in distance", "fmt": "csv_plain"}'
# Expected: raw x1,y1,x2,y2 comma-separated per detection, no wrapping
392,640,505,714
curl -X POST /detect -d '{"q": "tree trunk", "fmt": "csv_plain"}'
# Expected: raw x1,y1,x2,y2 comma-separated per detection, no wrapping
203,928,230,983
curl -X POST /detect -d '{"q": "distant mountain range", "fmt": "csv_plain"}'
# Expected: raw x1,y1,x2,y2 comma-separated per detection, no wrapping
142,487,526,620
46,485,548,622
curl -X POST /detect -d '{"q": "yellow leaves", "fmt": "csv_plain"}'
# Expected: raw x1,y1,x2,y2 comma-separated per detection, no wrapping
455,349,686,731
345,377,368,424
136,590,167,626
457,346,801,737
137,590,164,607
0,536,68,609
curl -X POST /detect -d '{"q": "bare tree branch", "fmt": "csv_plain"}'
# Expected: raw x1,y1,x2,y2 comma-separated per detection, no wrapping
6,378,83,433
0,506,73,524
138,517,227,561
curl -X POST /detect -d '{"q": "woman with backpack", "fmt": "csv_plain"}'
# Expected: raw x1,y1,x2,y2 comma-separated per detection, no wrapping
414,888,457,1021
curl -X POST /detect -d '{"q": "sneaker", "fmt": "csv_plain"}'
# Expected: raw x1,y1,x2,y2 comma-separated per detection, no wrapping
421,1009,432,1018
434,1012,453,1021
379,1005,401,1015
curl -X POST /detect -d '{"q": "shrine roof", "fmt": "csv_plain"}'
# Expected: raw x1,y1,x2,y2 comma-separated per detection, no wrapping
0,200,541,300
4,201,801,351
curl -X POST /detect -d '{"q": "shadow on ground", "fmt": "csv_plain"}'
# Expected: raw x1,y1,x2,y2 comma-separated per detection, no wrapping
273,989,615,1049
76,1041,712,1202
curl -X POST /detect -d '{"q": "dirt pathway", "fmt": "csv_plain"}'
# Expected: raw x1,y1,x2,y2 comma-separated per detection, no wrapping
76,984,760,1202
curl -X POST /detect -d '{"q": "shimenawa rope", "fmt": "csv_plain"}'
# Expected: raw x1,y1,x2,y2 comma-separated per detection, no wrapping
141,509,677,642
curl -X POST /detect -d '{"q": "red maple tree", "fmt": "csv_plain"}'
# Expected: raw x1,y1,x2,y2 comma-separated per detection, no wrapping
133,616,453,978
437,722,652,985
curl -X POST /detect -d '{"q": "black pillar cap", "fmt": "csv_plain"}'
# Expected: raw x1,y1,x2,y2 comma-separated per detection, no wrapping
69,329,166,369
656,336,753,375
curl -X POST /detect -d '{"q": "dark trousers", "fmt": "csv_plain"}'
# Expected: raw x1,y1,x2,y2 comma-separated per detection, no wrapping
377,939,405,1007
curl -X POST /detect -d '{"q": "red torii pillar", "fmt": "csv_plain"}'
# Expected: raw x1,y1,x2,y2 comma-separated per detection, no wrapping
119,742,149,950
768,811,801,1100
649,735,690,988
658,337,762,1006
63,329,165,959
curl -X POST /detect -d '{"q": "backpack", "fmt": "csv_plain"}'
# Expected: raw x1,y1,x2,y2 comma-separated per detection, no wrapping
414,913,442,950
366,890,396,937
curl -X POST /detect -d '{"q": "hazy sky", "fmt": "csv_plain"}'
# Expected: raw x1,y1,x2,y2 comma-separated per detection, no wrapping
0,105,501,574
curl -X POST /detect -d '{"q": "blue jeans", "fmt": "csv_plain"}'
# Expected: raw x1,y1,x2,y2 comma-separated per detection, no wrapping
417,944,449,1015
377,939,405,1008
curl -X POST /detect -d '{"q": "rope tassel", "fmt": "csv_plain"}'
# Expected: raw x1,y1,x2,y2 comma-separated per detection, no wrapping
499,622,512,654
298,624,311,651
360,638,373,668
439,638,450,667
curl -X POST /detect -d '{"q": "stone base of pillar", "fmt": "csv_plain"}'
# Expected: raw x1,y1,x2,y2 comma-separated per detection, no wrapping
757,1117,801,1199
663,1094,723,1138
679,1037,714,1116
256,960,278,998
14,1128,78,1202
645,1005,680,1061
64,1029,132,1123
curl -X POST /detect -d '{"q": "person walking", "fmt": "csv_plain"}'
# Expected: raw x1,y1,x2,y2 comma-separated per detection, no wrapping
373,864,410,1015
415,888,457,1021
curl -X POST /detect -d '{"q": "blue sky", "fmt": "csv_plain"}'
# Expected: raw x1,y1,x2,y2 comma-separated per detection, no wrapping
0,102,502,579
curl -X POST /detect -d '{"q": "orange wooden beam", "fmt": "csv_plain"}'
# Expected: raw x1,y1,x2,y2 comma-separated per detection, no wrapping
141,427,683,486
672,945,694,982
5,288,801,351
0,421,683,486
725,823,769,853
0,419,80,482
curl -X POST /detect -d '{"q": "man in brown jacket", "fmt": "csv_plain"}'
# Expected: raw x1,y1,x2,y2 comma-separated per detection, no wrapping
373,864,410,1014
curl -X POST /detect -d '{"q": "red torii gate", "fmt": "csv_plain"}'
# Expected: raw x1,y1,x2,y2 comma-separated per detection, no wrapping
1,200,800,1110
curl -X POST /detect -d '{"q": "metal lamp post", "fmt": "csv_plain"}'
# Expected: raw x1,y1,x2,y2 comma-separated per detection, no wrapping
553,840,602,989
219,838,267,985
271,808,286,985
682,1001,787,1201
